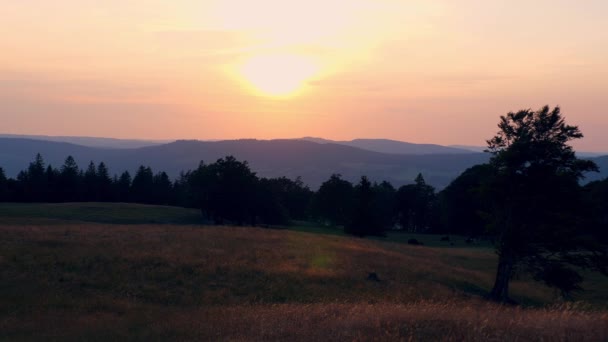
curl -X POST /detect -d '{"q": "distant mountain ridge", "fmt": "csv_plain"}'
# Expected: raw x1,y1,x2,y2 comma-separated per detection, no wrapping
0,134,169,149
3,134,605,157
0,136,605,189
0,137,490,189
300,137,474,155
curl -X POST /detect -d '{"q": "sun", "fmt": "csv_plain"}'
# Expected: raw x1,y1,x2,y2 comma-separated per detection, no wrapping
238,54,320,97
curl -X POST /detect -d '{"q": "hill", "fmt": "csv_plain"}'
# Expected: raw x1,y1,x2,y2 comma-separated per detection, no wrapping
0,134,169,149
301,137,473,155
2,137,605,189
1,203,607,340
0,138,489,189
588,155,608,182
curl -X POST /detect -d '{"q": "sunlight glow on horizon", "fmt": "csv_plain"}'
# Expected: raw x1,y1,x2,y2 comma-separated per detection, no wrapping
236,54,321,98
1,1,608,151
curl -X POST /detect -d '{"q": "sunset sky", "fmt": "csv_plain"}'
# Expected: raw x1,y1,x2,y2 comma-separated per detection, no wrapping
2,1,607,151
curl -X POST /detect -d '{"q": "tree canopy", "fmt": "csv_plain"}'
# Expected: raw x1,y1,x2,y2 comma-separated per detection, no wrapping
484,106,606,302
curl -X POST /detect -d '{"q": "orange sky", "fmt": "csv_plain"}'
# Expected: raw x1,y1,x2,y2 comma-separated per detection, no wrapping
1,1,607,151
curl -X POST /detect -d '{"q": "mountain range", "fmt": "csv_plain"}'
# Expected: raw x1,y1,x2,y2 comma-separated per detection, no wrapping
0,134,169,149
0,135,606,189
299,137,475,155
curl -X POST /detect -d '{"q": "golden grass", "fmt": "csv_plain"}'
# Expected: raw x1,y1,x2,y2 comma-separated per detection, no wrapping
1,222,607,340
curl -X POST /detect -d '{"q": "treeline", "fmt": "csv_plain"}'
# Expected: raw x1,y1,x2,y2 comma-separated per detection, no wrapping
0,154,436,233
0,153,606,240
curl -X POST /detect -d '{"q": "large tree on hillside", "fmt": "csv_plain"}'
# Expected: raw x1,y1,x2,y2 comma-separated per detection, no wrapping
485,106,607,302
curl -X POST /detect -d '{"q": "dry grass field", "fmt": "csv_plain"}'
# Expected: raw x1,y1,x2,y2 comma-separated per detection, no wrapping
1,204,607,341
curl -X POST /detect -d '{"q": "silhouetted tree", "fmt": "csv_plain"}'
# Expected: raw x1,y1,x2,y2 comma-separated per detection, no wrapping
0,167,7,201
484,106,606,302
59,156,80,202
438,164,494,236
116,171,132,202
96,162,113,201
346,176,383,237
44,165,59,202
192,157,259,225
131,166,154,204
152,171,172,205
83,161,98,201
396,174,436,232
256,178,290,225
171,171,194,207
13,154,48,202
314,174,354,226
372,181,397,231
259,177,313,221
583,178,608,243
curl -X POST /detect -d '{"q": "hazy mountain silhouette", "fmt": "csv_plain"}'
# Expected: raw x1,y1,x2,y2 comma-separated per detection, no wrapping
0,134,169,149
448,145,487,153
300,137,476,155
588,155,608,182
1,138,605,189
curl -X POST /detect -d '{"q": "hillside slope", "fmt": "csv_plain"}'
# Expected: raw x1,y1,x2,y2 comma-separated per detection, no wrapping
1,207,607,340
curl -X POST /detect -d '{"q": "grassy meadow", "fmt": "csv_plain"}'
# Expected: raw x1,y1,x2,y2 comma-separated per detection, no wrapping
1,203,607,341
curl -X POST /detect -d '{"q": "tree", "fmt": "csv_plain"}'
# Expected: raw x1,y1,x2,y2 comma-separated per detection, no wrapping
396,174,436,232
44,165,59,202
258,177,313,222
152,171,173,205
83,161,98,201
314,174,354,226
0,167,7,201
59,156,80,202
131,166,154,203
583,178,608,243
191,156,259,225
484,106,606,302
372,181,397,231
174,170,197,208
96,162,113,201
438,164,494,236
116,171,132,202
345,176,382,237
256,178,290,225
16,154,48,202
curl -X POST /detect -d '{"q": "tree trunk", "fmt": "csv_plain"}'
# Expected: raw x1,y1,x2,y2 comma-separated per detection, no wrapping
490,251,514,302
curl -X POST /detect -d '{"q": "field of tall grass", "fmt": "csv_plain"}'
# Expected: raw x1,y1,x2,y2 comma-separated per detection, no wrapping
1,203,607,340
